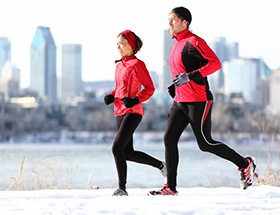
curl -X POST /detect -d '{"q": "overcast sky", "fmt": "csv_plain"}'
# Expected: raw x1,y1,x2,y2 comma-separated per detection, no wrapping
1,0,279,88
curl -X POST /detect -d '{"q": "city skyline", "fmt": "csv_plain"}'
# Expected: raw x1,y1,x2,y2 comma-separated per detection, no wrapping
1,0,280,89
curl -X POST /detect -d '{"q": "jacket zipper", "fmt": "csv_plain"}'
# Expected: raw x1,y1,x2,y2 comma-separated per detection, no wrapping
127,69,135,112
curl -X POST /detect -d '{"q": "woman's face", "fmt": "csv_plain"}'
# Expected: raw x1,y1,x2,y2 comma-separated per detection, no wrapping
117,35,134,57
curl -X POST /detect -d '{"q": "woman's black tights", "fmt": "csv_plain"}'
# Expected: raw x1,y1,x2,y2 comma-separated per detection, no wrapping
112,113,162,190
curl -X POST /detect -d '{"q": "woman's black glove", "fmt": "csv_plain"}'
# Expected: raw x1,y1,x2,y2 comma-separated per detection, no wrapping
104,94,115,105
167,84,175,98
121,96,139,108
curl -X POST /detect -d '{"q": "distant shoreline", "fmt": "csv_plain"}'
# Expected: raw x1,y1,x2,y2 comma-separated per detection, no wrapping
2,130,279,145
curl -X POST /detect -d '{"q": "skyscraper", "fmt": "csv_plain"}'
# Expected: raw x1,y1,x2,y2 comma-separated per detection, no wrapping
210,37,239,95
0,61,20,98
0,37,11,76
270,68,280,115
223,57,272,108
61,44,82,101
160,29,173,92
223,58,257,105
30,26,57,105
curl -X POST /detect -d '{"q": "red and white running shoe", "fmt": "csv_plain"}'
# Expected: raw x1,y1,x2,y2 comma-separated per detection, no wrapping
238,157,257,190
149,184,178,196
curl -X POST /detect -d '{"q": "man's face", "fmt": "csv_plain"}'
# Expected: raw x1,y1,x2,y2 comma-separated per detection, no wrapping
168,13,188,36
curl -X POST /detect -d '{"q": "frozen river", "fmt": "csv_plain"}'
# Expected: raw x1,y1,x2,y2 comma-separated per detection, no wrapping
0,141,279,190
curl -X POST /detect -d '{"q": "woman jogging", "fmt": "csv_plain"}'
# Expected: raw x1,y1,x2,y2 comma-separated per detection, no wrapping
104,30,166,196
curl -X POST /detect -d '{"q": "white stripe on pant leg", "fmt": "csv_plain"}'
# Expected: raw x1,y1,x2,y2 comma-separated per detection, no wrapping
200,101,222,146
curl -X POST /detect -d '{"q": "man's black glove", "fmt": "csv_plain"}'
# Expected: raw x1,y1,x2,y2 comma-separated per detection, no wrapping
104,94,115,105
167,84,175,98
173,73,190,86
121,96,139,108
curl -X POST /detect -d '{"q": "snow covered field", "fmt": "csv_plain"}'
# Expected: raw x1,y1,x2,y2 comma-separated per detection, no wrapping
1,186,280,215
1,142,280,214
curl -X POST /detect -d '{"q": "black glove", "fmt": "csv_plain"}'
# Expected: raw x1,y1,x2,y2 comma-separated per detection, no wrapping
167,84,175,98
173,73,190,86
121,96,139,108
104,94,114,105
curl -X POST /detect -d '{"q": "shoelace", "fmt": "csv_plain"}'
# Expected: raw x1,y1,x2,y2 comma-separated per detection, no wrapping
242,161,252,183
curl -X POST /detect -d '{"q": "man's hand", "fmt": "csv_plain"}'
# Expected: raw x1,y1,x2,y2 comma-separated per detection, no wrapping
173,73,190,86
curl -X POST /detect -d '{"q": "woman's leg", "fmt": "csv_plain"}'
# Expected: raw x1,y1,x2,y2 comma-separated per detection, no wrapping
111,113,142,190
124,139,162,168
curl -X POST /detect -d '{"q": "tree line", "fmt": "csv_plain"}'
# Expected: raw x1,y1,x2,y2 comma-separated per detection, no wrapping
1,97,279,142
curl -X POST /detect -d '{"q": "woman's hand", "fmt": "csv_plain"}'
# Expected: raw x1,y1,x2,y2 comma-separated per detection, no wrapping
121,96,139,108
104,94,115,105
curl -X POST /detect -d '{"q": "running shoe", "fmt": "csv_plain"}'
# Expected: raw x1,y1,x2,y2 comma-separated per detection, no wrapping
112,188,128,196
238,157,257,190
149,184,178,195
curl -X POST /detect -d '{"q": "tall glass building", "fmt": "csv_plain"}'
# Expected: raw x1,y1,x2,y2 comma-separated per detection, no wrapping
223,58,272,108
61,44,82,101
270,68,280,115
0,37,11,76
160,29,173,92
210,37,239,95
30,26,57,105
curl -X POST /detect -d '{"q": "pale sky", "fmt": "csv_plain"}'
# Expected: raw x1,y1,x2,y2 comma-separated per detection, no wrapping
1,0,280,88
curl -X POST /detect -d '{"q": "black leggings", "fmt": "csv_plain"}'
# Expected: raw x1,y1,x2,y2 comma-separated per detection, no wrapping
112,113,162,190
165,101,247,189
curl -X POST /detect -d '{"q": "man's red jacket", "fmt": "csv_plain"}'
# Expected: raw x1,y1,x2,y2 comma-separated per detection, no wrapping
169,28,221,102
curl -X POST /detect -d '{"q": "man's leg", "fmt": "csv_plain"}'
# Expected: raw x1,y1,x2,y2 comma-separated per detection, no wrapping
184,101,247,168
164,102,189,190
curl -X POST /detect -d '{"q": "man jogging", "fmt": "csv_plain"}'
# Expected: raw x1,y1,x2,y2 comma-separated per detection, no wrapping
149,7,256,195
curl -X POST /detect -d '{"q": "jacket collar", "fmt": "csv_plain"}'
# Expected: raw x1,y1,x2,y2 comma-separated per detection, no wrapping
172,28,191,41
122,55,137,62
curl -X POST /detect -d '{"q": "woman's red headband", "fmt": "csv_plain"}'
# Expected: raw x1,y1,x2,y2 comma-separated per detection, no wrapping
120,30,136,52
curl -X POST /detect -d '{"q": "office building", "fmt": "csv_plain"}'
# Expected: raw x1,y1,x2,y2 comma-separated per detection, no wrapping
61,44,82,101
0,37,11,76
160,29,173,92
223,58,272,107
150,71,159,89
30,26,57,105
224,59,257,104
210,37,239,95
0,61,20,99
270,68,280,115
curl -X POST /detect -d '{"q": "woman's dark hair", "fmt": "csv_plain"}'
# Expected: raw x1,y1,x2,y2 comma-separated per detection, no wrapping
125,31,143,54
115,31,143,64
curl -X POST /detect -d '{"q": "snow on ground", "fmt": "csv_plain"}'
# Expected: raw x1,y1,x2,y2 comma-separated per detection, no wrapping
0,186,280,215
